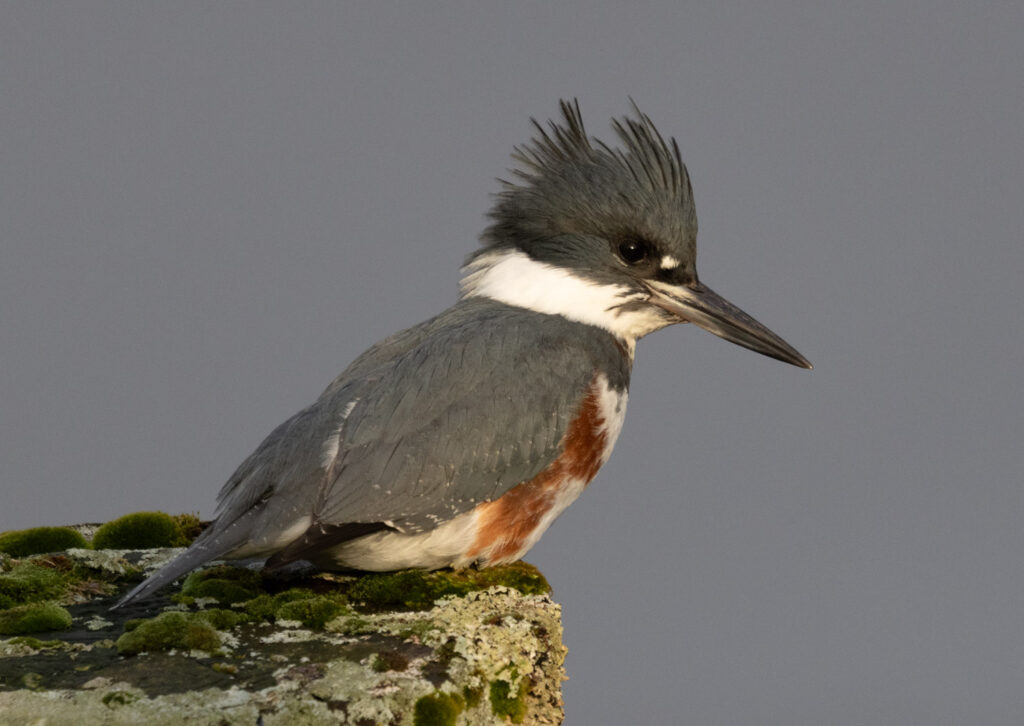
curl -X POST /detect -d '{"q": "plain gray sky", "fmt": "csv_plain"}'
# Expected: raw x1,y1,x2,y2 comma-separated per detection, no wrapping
2,2,1022,724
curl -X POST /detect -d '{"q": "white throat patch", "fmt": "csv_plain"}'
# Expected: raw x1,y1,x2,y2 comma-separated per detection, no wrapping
460,249,670,353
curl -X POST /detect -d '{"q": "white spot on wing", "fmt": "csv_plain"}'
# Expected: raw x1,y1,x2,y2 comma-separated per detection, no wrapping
319,399,360,466
320,435,340,470
320,398,359,469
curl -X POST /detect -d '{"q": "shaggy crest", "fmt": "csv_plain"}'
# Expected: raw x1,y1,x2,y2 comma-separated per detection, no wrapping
510,99,692,202
481,100,697,253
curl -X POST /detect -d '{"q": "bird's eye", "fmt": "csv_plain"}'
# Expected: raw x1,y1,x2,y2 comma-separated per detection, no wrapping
617,238,652,265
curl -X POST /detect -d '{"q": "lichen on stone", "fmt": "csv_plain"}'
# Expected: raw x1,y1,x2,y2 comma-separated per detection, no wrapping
324,585,567,723
60,546,156,578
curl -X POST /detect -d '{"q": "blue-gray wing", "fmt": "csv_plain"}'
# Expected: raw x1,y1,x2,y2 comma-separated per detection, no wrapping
314,300,630,532
211,299,629,549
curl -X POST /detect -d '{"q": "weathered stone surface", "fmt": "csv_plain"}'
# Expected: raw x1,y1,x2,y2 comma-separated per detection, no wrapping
0,542,566,725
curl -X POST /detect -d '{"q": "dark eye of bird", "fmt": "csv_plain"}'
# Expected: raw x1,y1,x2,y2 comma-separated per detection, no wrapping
617,238,652,265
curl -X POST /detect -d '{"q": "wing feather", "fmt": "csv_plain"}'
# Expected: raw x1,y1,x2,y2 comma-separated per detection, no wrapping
186,300,629,563
314,301,624,533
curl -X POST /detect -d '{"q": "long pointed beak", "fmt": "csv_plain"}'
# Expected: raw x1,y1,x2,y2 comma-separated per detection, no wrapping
646,280,812,369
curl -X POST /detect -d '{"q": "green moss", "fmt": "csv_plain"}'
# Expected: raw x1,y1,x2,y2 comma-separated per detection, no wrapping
91,512,182,549
184,579,256,604
462,685,483,709
171,513,203,546
102,691,140,707
0,561,67,608
243,588,316,620
195,608,248,629
114,606,246,657
21,671,44,689
0,527,88,558
115,611,221,656
348,562,550,612
180,565,262,604
0,602,73,635
331,615,374,635
490,676,529,723
371,650,410,672
236,587,350,629
413,691,464,726
394,620,441,641
7,636,63,649
275,594,350,629
473,561,551,596
240,593,276,620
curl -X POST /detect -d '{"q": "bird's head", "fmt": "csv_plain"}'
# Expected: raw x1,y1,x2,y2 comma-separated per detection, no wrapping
460,100,811,368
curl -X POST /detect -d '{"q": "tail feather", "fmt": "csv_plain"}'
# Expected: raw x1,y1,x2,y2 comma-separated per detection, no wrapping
112,547,209,609
111,515,258,609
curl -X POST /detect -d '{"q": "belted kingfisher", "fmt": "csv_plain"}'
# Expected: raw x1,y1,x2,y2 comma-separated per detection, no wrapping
116,101,810,608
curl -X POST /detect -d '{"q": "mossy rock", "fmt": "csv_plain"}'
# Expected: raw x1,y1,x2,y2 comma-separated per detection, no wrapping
5,636,63,649
371,649,411,672
348,561,551,612
0,551,568,724
102,690,141,707
193,608,249,630
0,527,88,558
414,691,465,726
180,564,263,604
178,567,350,628
115,611,221,655
171,513,203,544
490,676,530,723
242,587,317,620
275,593,351,628
0,602,72,635
0,561,67,608
236,586,351,628
91,512,184,549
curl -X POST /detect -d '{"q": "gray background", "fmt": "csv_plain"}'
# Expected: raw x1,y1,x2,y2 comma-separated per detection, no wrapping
2,2,1022,724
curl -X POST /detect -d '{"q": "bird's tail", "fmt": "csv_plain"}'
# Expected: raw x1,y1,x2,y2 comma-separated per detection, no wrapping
111,516,255,609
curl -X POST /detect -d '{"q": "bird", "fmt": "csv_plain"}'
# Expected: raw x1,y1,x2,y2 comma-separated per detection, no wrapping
114,100,810,608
